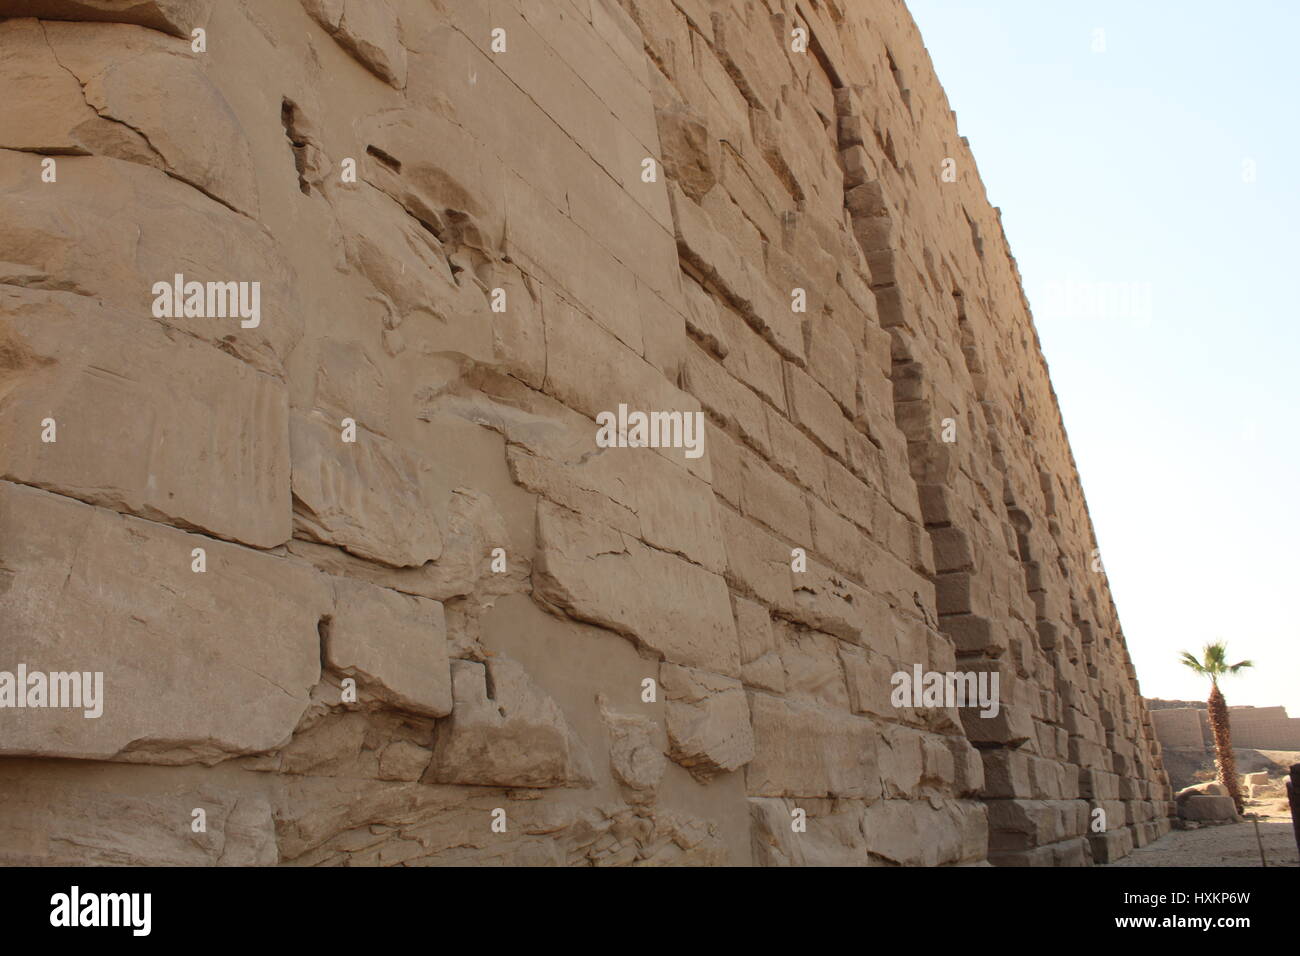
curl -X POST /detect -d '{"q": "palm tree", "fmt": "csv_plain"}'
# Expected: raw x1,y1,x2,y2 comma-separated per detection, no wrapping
1179,642,1253,812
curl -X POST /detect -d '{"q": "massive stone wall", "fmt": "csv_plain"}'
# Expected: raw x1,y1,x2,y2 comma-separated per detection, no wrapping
0,0,1171,865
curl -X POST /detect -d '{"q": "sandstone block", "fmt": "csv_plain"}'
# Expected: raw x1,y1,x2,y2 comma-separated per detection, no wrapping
878,724,925,798
326,577,452,717
428,658,592,788
0,482,330,762
300,0,406,88
0,0,211,36
1084,826,1135,864
734,595,784,692
290,410,448,568
683,341,772,459
776,625,849,709
598,695,666,796
1,291,290,548
534,500,740,675
738,446,811,544
864,799,987,867
660,663,755,780
1178,794,1239,823
655,99,718,202
0,775,275,866
746,692,881,800
0,19,144,158
0,153,299,379
837,642,899,717
749,797,875,867
42,19,259,215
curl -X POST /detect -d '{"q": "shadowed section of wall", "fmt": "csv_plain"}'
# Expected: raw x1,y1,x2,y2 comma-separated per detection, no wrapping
0,0,1171,865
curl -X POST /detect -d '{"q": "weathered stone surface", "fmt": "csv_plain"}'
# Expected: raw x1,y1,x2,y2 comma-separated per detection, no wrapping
734,594,784,693
864,799,988,867
427,658,592,788
598,694,666,796
290,410,448,568
326,577,452,718
41,19,260,215
299,0,406,88
0,0,211,36
749,797,877,867
746,693,882,801
0,481,330,762
654,97,718,203
534,500,740,676
0,0,1173,866
283,485,527,609
0,151,300,379
1174,783,1240,823
660,663,754,780
0,19,137,157
839,643,899,720
0,773,276,866
507,417,726,573
327,184,485,341
0,289,290,548
1088,827,1135,863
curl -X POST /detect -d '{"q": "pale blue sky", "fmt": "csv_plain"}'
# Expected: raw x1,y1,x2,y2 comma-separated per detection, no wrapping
906,0,1299,713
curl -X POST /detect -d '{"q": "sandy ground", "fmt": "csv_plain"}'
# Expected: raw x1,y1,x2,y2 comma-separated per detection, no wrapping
1109,794,1300,867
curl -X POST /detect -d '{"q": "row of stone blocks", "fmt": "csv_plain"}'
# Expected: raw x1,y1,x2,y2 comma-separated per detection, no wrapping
990,818,1172,867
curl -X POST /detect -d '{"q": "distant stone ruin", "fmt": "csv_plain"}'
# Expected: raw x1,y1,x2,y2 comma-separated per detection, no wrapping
1149,701,1300,790
1149,700,1300,752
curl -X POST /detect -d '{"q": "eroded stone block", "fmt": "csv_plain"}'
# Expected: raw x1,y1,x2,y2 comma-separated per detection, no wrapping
0,482,329,762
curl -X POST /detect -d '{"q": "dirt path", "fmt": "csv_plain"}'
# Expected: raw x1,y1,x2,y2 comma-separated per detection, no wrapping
1109,795,1299,867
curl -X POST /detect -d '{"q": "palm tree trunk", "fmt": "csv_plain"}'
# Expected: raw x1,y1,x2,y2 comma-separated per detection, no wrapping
1207,683,1244,812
